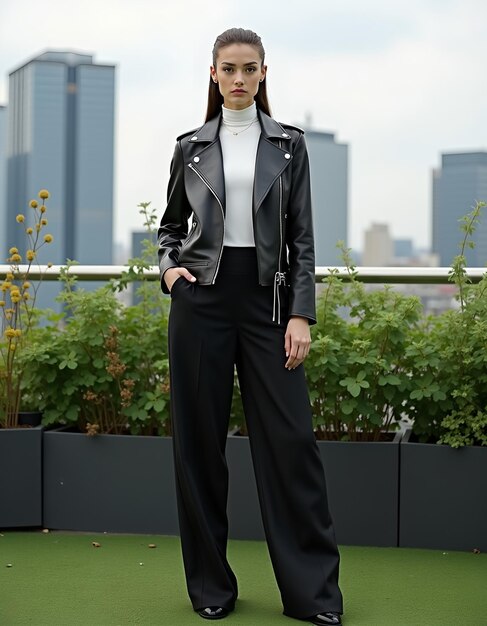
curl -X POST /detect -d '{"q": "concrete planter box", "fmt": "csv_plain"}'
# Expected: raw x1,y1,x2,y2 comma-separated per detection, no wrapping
42,427,264,539
318,432,401,547
399,428,487,551
43,427,179,534
0,425,44,528
42,427,401,546
226,431,401,546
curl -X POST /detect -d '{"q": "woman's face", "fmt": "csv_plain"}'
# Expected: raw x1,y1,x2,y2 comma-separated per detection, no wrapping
210,43,266,110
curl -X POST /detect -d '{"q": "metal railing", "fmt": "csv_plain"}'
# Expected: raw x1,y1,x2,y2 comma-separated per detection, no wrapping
1,264,485,284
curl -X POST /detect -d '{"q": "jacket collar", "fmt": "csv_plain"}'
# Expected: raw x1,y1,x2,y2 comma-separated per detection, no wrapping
185,107,293,214
185,107,291,144
258,108,292,140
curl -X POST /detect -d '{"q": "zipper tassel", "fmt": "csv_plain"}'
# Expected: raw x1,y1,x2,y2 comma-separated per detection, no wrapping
272,271,287,325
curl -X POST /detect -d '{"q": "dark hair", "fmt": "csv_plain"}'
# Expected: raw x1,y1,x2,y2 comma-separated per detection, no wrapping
205,27,271,122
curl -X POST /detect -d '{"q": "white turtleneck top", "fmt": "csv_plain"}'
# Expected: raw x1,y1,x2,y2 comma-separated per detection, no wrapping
219,101,261,246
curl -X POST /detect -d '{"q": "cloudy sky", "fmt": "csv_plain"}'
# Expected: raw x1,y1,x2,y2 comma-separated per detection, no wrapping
1,0,486,254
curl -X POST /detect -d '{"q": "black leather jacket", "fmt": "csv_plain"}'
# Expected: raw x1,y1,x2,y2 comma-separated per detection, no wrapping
157,107,316,325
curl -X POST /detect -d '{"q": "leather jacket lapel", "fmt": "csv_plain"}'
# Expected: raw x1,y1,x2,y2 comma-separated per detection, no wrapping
190,141,226,213
184,114,225,212
254,108,293,214
253,135,293,214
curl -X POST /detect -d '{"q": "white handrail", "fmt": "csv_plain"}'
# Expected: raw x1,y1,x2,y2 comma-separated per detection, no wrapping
0,264,485,284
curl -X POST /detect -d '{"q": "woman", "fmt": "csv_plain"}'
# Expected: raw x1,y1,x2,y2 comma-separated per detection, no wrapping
158,27,344,625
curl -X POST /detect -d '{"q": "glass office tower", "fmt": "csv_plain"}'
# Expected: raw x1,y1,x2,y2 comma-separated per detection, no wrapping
305,129,348,267
432,152,487,267
5,51,115,308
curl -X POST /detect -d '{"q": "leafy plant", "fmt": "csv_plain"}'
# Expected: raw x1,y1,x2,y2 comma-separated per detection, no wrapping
110,202,172,435
19,264,127,433
20,202,172,436
0,190,54,428
409,200,487,447
306,242,422,441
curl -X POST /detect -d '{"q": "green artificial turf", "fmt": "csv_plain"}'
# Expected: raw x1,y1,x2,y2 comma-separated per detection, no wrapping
0,531,486,625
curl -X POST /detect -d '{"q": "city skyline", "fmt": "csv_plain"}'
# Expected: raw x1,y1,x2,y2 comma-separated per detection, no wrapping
1,0,486,255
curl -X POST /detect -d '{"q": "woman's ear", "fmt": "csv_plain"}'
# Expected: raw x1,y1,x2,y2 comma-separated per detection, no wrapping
210,65,218,83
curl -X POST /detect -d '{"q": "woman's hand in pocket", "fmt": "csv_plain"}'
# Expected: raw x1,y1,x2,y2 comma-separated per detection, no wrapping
164,267,197,292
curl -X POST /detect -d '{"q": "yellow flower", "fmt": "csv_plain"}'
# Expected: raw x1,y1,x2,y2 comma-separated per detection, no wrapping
26,227,33,235
30,199,38,209
1,281,11,291
10,253,22,263
6,272,14,281
23,282,31,290
41,218,48,226
0,300,5,307
40,206,46,214
47,262,53,268
14,329,22,337
9,344,16,351
36,224,41,232
5,328,15,339
26,250,36,261
23,292,31,300
10,292,21,303
39,189,50,199
9,247,18,255
44,234,53,243
16,214,25,223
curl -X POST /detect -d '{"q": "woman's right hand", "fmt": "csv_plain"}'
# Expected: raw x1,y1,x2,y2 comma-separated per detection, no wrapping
164,267,197,292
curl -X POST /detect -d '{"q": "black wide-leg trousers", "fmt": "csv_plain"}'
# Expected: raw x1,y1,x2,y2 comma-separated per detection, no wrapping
167,246,343,619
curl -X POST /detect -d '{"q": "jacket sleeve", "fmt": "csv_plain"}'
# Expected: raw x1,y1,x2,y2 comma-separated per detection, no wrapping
286,132,317,325
157,141,192,294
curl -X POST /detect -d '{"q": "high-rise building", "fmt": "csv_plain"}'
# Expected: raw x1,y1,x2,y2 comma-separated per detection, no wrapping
432,152,487,266
362,223,393,266
304,127,348,266
0,105,6,259
5,51,115,306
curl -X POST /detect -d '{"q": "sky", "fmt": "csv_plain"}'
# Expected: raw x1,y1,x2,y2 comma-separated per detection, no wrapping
1,0,486,254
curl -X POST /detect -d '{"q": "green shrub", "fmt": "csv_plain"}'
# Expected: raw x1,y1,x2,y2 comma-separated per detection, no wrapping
20,203,172,436
409,201,487,447
306,243,422,441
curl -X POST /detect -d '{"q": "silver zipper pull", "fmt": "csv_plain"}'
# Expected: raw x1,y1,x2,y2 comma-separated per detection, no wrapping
272,271,287,324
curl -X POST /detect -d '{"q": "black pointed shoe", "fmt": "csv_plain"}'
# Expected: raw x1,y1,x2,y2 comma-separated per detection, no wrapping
197,606,230,620
307,612,342,625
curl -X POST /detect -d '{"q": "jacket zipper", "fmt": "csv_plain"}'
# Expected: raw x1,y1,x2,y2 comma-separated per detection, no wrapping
188,162,225,284
273,140,286,324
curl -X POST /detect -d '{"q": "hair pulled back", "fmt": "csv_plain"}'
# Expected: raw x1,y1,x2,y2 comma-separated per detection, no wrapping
205,27,271,122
